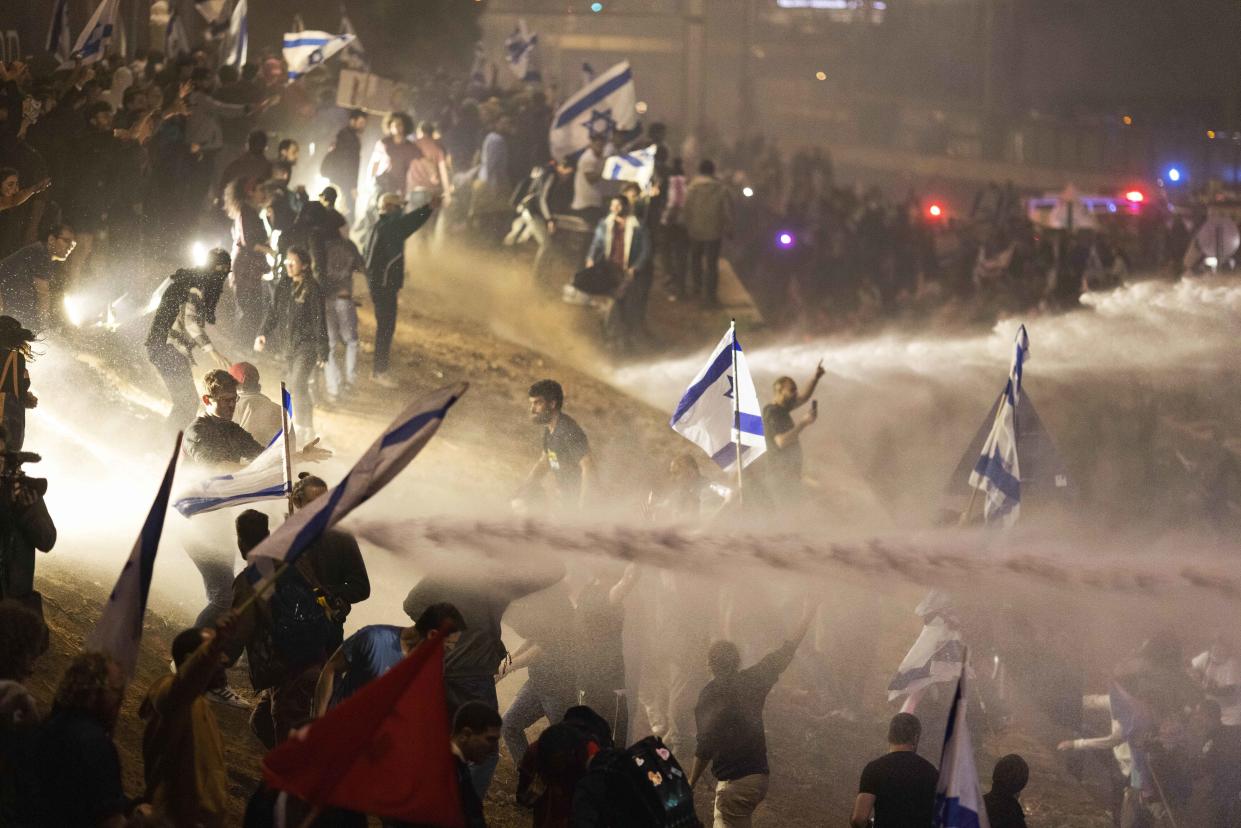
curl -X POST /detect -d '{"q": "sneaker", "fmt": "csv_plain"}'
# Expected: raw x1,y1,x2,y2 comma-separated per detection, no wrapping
372,373,398,389
207,685,251,709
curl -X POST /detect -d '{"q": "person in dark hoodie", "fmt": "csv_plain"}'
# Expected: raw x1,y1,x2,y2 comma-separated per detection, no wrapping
362,192,441,388
983,754,1029,828
255,246,329,440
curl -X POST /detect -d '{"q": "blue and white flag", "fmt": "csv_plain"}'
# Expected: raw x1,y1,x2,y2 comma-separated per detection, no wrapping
339,6,368,71
72,0,120,65
47,0,72,64
604,144,656,189
670,324,765,473
504,19,540,83
933,658,990,828
967,325,1029,526
245,383,467,576
86,435,182,677
283,31,357,81
888,615,966,702
223,0,248,67
172,388,294,517
550,61,638,161
165,4,191,59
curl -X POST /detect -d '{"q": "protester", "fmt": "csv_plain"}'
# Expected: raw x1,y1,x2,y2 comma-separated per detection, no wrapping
362,192,440,388
689,600,814,827
145,249,233,428
574,563,639,744
366,112,419,202
408,120,452,211
223,177,274,346
219,129,272,194
0,601,43,823
517,708,615,828
1190,698,1241,828
682,159,733,306
851,713,939,828
229,361,286,446
0,223,75,331
984,754,1030,828
1190,635,1241,728
584,195,651,348
320,109,367,214
0,315,39,451
572,133,609,226
26,651,139,827
760,362,826,498
403,558,566,797
141,616,241,828
314,602,466,714
318,231,365,401
518,379,597,511
446,701,503,828
255,246,329,439
660,157,690,301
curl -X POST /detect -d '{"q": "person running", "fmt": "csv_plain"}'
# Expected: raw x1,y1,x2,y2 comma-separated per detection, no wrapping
689,600,815,827
518,379,597,512
851,713,939,828
145,249,232,428
255,246,329,440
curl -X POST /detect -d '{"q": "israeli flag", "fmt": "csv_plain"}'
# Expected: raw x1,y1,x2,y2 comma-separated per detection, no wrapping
604,144,656,189
670,324,765,473
933,658,990,828
47,0,72,64
86,435,182,678
504,19,540,83
550,61,639,161
283,31,357,81
967,325,1029,526
172,388,294,517
223,0,248,66
245,383,467,575
888,615,966,702
72,0,120,65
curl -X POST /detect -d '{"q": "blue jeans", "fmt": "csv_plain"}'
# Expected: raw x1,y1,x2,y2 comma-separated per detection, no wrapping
502,678,571,765
324,296,359,396
447,674,500,798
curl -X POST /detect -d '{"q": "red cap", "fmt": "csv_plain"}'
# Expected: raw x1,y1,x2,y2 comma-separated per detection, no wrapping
229,361,259,388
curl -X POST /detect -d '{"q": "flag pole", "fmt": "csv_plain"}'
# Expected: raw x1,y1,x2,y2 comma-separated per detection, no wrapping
731,318,743,504
280,381,295,516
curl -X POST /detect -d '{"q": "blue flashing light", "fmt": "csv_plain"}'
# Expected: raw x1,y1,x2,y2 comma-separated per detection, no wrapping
776,231,795,249
590,2,603,11
1167,167,1182,183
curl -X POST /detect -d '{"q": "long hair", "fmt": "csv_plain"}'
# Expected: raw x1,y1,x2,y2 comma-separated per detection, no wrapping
0,316,37,360
222,176,256,220
53,652,113,719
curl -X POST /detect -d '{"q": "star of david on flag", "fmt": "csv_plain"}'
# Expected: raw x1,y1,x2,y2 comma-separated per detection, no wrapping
550,61,639,161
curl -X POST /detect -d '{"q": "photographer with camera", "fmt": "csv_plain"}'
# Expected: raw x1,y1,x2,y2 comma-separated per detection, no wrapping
0,423,56,649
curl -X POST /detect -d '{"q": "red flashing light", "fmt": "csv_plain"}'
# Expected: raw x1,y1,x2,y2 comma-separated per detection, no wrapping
928,203,943,218
1125,190,1144,203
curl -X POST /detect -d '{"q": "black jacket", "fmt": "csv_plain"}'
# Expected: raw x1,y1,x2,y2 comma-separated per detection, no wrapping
183,415,264,468
364,205,433,291
260,276,330,363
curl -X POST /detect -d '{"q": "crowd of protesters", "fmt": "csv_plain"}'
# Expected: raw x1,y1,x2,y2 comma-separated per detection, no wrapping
1,25,1240,828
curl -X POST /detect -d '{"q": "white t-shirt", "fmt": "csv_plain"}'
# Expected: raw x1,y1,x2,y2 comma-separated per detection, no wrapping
1193,649,1241,726
572,147,605,211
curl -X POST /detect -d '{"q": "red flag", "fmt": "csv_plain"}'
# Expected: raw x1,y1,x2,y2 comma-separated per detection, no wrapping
262,634,464,827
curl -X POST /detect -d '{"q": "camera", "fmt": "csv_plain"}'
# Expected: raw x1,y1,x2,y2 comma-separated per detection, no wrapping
1,451,48,498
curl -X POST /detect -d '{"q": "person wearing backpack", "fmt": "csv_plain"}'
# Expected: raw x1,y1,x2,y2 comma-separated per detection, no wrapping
688,599,815,827
571,732,703,828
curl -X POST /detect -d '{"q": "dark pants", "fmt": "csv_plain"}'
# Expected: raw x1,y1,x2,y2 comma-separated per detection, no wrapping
689,239,722,302
147,343,199,428
370,281,400,376
663,224,689,296
286,347,318,434
250,663,322,749
232,273,266,347
186,546,234,628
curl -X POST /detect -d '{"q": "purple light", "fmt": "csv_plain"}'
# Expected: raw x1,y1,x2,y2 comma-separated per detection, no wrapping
777,231,795,248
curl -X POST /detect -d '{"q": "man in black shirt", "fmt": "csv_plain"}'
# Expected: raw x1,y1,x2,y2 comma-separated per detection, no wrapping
519,379,596,511
851,713,939,828
689,601,814,827
760,362,825,498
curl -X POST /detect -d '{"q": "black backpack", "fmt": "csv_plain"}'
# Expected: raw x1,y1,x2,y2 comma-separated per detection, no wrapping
620,736,701,828
269,567,340,670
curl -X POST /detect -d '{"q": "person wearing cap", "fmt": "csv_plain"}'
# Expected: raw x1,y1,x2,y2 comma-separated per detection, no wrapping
144,249,233,428
229,362,286,447
362,191,441,388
